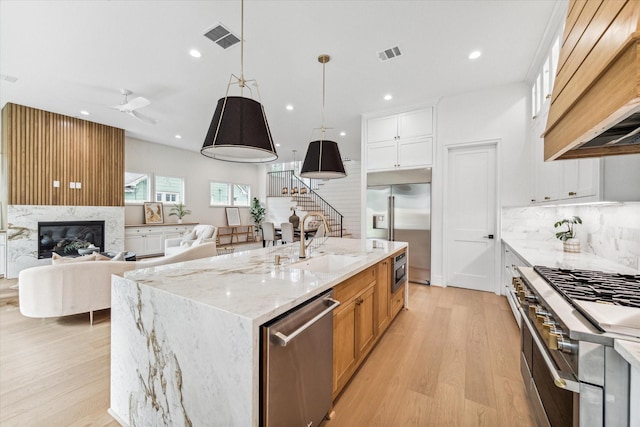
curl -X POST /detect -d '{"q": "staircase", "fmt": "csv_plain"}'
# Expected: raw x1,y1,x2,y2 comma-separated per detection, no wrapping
267,170,349,237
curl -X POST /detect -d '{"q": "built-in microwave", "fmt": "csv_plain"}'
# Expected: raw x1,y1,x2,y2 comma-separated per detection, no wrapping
392,251,407,293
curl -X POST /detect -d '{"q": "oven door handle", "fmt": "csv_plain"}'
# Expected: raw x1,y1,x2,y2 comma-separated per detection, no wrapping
518,306,581,393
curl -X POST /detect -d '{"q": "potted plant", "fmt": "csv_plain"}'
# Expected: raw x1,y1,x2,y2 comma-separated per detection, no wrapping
554,216,582,252
169,203,192,224
249,197,265,237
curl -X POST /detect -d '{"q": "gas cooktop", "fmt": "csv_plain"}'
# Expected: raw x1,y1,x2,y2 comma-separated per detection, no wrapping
534,266,640,337
534,266,640,308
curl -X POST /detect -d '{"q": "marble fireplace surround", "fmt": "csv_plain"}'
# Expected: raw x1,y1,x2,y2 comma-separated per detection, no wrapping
6,205,125,278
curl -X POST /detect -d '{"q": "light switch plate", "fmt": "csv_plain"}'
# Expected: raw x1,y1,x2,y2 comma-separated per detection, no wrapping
53,180,60,188
76,182,82,189
69,182,76,189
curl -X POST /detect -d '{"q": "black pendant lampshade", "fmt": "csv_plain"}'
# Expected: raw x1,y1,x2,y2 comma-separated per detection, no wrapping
300,139,346,179
201,96,277,163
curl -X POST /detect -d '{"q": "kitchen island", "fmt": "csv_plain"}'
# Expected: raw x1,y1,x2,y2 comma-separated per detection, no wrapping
109,238,407,426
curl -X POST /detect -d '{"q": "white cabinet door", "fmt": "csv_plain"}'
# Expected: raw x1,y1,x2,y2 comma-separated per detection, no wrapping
367,116,398,143
398,137,432,167
367,141,397,171
562,158,600,199
125,234,146,255
0,233,6,277
146,233,164,255
398,108,432,139
533,116,563,202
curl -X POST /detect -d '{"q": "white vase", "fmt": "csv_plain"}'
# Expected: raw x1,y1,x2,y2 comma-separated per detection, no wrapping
563,238,580,253
178,218,183,224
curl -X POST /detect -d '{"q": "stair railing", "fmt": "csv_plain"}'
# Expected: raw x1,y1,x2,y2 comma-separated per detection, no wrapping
267,170,343,237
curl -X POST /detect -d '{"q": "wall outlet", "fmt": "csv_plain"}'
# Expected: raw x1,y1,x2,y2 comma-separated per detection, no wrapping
76,182,82,189
53,180,60,188
69,182,76,189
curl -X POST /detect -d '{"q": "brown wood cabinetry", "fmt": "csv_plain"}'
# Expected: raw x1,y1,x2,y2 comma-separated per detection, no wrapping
332,255,405,400
375,259,391,335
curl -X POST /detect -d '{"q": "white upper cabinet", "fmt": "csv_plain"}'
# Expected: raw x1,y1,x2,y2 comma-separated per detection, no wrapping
365,107,434,171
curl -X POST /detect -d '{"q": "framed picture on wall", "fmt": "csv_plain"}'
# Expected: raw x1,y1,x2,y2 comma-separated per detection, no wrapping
144,202,164,224
225,207,241,226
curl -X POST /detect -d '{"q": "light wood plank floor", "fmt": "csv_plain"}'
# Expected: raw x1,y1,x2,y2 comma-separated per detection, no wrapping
0,279,535,426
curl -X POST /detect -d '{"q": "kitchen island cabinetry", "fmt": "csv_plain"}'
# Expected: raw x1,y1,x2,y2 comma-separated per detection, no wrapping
332,266,377,398
110,238,408,426
365,107,434,171
375,259,391,335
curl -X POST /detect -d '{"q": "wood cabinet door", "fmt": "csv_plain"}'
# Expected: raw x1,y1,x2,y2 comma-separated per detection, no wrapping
397,137,432,168
356,284,376,357
375,260,391,335
333,299,358,394
398,107,433,139
366,141,397,171
367,115,398,143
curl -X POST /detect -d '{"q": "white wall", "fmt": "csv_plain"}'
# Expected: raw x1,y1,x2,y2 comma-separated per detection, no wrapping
431,82,531,286
125,137,261,227
314,160,362,238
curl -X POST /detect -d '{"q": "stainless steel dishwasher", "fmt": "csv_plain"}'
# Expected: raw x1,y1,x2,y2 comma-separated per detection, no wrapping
261,289,340,427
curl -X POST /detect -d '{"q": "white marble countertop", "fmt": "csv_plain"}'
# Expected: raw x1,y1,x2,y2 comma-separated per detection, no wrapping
614,339,640,371
502,237,640,275
124,237,407,325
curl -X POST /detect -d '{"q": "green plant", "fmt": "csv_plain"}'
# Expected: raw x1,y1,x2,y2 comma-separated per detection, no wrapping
554,216,582,241
249,197,266,230
168,203,192,219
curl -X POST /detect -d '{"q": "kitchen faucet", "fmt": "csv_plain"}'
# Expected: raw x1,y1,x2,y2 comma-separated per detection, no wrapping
299,212,330,259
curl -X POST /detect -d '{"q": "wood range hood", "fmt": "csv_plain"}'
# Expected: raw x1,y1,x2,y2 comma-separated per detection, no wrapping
544,0,640,161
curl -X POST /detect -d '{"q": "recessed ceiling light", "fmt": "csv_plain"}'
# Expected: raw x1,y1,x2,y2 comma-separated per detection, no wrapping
469,50,482,60
275,143,281,147
80,110,90,116
189,49,202,58
384,94,393,101
340,131,346,136
175,134,182,139
285,104,294,111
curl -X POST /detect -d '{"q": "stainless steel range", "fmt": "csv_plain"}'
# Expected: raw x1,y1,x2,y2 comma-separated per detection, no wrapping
515,266,639,427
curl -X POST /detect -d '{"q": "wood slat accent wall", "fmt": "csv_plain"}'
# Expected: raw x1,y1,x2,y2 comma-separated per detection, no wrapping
2,103,125,206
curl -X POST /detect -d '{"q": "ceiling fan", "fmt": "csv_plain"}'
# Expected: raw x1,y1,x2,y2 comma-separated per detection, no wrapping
111,89,157,124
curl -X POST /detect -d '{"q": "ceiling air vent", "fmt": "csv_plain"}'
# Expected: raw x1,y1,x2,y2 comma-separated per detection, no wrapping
378,46,402,62
204,23,240,49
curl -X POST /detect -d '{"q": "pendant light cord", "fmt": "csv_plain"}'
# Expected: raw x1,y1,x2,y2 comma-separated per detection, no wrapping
321,58,327,139
240,0,245,89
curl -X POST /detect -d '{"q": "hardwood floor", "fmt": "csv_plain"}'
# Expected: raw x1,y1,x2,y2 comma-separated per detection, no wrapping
0,279,534,426
326,284,536,426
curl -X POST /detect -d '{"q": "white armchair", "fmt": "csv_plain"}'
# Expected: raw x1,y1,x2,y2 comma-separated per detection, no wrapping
165,225,218,256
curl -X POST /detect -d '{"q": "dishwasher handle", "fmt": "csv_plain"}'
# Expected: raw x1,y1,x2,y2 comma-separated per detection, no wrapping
273,298,340,347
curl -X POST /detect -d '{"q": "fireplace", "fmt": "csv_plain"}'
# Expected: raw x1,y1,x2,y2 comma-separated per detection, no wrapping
38,220,105,259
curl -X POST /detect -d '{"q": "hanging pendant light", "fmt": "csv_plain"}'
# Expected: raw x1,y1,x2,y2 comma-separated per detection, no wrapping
200,0,278,163
300,54,346,179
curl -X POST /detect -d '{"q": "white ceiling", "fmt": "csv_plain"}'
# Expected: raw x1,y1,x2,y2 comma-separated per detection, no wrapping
0,0,565,164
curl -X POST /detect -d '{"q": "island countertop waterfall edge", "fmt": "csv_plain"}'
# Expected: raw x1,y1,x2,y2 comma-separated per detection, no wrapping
109,238,408,426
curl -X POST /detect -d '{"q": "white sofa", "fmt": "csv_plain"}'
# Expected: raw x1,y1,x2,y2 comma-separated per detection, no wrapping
164,224,218,256
18,242,219,323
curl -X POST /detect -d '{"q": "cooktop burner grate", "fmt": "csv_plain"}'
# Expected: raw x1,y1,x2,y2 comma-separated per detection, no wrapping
534,266,640,308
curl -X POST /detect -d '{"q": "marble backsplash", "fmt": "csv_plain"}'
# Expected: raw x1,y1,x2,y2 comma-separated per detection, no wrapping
6,205,125,278
502,202,640,270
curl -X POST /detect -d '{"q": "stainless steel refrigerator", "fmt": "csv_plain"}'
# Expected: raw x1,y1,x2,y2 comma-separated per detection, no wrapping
366,183,431,285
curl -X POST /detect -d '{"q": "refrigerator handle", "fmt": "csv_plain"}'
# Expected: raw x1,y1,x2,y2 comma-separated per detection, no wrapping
389,196,394,241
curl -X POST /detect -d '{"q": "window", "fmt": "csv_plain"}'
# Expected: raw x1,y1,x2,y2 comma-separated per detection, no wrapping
210,182,231,206
155,175,184,204
233,184,250,206
124,172,150,204
209,182,251,206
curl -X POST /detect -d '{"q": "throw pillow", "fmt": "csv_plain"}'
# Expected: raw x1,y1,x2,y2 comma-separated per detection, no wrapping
51,253,97,265
110,251,125,261
182,230,197,242
192,238,204,247
94,253,112,261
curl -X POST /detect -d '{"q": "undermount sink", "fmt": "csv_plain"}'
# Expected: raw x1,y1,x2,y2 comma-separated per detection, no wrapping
285,254,366,273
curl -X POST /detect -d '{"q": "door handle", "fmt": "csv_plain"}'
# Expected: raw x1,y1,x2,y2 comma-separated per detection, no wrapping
483,234,494,239
273,298,340,347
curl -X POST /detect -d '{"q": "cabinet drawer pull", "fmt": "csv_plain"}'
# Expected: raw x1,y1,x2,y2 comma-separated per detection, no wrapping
568,191,577,196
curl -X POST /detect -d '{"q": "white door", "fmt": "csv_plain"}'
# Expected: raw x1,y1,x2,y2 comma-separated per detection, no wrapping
446,143,497,293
